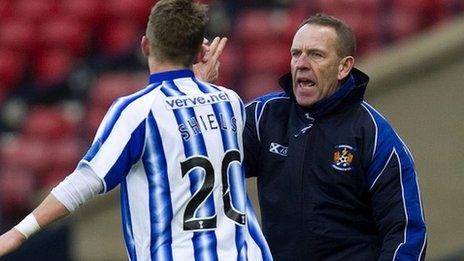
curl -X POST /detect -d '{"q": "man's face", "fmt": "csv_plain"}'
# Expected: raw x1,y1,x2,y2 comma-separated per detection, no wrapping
290,24,345,108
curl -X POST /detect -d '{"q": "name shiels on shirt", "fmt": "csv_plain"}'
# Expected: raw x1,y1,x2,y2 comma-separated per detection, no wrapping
164,92,237,141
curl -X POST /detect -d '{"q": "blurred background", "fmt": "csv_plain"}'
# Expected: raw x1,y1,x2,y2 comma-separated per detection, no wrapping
0,0,463,260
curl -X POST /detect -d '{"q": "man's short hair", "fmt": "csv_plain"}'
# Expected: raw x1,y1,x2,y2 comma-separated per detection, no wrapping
146,0,208,67
298,13,356,58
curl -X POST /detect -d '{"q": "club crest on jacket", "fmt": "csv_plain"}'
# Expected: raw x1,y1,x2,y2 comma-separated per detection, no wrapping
332,145,355,171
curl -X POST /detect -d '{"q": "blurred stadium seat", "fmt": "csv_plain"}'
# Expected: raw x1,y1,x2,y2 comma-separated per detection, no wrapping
0,48,25,93
0,18,37,55
235,8,292,43
106,0,153,27
21,105,75,141
215,41,239,87
99,20,141,58
243,41,290,75
59,0,105,27
0,1,13,21
240,72,281,102
84,72,144,139
32,48,75,87
0,166,35,219
12,0,57,24
39,16,91,58
316,0,382,55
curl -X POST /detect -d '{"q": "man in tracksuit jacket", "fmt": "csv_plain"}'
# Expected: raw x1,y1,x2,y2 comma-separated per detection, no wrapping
244,14,426,260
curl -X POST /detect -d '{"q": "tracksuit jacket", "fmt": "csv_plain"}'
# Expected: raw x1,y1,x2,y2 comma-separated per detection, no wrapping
244,68,426,260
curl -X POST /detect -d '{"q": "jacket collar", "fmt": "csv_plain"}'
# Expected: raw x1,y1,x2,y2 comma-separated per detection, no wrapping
278,67,370,119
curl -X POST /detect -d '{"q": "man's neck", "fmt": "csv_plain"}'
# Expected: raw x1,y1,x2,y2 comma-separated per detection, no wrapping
148,57,192,74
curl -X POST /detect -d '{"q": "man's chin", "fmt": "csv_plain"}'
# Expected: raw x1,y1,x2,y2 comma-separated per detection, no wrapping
296,97,316,108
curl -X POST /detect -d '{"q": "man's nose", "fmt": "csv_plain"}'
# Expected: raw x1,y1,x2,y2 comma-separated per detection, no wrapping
295,53,309,69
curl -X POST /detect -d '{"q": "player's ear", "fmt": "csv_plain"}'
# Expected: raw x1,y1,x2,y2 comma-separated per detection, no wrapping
141,36,150,57
337,56,354,80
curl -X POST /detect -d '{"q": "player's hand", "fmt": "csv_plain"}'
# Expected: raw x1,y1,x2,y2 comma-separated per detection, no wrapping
0,228,26,256
193,36,227,83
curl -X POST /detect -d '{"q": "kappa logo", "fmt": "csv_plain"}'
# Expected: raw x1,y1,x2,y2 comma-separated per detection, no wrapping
332,145,355,171
269,142,288,157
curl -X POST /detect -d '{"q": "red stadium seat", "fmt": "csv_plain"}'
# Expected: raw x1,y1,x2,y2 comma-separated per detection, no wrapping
0,1,13,21
12,0,57,23
235,9,292,44
0,135,25,168
84,106,107,141
99,20,142,57
0,166,35,217
39,16,91,57
59,0,105,27
84,72,147,140
0,18,37,55
243,42,290,75
38,138,84,188
283,8,310,41
32,48,75,87
50,138,83,170
0,135,49,175
106,0,153,27
21,105,75,141
316,0,382,56
89,72,139,109
0,48,25,92
215,41,240,87
317,0,380,14
240,73,281,103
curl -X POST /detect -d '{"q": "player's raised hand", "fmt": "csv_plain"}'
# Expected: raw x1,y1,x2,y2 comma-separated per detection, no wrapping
0,228,26,257
193,36,227,83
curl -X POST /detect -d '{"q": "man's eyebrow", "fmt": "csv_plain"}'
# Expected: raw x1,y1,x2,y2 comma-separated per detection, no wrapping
291,47,325,53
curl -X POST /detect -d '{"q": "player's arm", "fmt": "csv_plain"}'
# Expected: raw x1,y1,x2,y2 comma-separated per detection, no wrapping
0,194,68,256
193,36,227,83
0,165,103,257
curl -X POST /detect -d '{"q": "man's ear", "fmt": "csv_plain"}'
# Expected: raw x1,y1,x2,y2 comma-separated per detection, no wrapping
337,56,354,80
141,36,150,57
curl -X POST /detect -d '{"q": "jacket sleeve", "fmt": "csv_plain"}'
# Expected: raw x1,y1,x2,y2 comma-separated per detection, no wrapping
243,102,261,178
364,108,427,261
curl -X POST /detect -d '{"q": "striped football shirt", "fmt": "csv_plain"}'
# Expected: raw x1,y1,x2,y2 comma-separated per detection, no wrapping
81,69,272,261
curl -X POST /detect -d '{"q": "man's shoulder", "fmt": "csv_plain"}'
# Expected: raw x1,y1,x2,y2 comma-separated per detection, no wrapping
110,83,162,116
245,91,290,115
248,91,289,106
358,101,394,130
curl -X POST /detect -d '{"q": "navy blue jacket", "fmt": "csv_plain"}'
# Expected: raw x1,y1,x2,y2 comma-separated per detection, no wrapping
244,68,426,260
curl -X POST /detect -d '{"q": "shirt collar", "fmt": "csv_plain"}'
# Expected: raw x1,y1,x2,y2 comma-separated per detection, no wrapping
148,69,194,84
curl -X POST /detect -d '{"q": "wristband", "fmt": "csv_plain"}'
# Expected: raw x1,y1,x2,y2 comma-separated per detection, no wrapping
14,213,41,239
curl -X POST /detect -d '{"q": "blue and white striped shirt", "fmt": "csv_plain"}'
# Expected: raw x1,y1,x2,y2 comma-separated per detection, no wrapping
81,69,272,261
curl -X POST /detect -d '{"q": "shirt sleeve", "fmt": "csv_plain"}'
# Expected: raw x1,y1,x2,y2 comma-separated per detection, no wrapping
365,108,427,260
51,163,103,212
81,95,150,193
